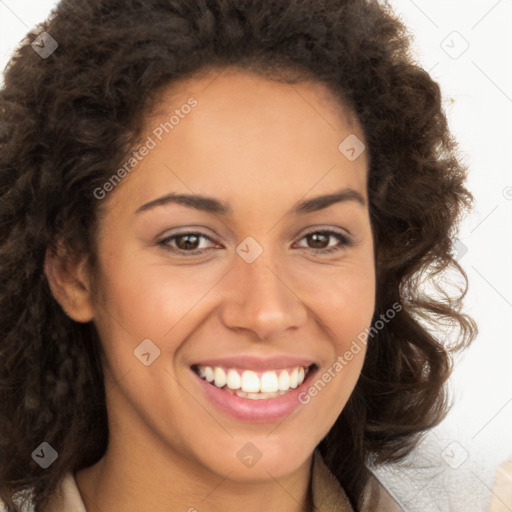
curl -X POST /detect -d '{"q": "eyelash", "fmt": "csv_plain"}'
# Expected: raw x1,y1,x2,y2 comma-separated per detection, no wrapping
157,229,353,256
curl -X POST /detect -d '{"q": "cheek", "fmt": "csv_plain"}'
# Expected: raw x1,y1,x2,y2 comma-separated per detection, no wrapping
93,249,220,341
299,282,373,432
306,258,376,344
330,273,375,350
308,258,375,390
314,276,373,386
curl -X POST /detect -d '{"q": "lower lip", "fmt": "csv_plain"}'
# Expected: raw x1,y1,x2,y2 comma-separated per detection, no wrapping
192,367,317,423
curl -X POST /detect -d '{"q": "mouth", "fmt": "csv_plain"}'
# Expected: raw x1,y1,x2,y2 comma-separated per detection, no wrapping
190,355,319,422
191,363,316,400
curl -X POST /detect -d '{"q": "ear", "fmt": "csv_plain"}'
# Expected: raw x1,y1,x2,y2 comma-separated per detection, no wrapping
44,239,95,323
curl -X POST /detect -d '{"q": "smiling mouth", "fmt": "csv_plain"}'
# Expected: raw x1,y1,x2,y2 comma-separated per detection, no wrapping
191,363,316,400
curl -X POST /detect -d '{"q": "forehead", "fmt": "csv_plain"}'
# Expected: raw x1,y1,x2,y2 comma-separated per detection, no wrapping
101,67,368,217
147,66,358,136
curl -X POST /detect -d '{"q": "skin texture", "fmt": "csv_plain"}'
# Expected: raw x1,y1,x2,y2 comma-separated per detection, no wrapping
45,67,376,512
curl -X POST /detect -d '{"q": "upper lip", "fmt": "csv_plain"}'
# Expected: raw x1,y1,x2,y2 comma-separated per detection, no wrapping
191,355,316,371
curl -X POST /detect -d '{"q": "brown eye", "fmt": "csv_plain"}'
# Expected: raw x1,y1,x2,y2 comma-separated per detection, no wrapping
175,234,201,250
306,232,330,249
158,232,216,255
296,230,352,254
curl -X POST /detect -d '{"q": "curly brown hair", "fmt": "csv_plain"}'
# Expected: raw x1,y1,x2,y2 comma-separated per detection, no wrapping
0,0,476,510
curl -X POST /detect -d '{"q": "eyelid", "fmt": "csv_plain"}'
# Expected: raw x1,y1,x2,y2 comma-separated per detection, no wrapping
156,225,221,243
298,225,352,240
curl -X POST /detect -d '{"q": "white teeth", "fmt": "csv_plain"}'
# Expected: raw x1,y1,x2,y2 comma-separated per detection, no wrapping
241,370,260,393
260,371,279,393
289,368,299,388
195,364,312,396
214,367,226,388
204,366,214,383
226,369,241,390
277,370,290,391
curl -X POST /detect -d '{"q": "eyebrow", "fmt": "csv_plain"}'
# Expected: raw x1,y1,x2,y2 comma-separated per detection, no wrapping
134,187,366,216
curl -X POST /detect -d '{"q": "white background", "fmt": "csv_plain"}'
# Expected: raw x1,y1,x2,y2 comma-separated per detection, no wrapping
1,1,511,510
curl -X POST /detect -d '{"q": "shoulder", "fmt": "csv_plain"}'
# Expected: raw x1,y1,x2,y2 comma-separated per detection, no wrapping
0,472,86,512
311,450,402,512
42,472,86,512
311,450,354,511
489,456,512,512
360,472,403,512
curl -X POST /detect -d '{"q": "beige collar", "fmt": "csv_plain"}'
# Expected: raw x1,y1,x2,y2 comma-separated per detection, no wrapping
310,449,402,512
310,449,354,511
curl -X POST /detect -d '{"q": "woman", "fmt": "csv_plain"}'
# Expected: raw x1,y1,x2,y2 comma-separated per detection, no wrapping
0,0,476,510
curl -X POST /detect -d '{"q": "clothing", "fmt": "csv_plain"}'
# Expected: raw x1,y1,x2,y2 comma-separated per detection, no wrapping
1,450,402,511
311,450,402,511
489,457,512,512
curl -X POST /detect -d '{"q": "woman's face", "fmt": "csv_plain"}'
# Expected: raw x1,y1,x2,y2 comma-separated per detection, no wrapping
83,67,375,481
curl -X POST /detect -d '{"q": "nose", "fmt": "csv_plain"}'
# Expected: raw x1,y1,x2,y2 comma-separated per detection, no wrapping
219,249,308,342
